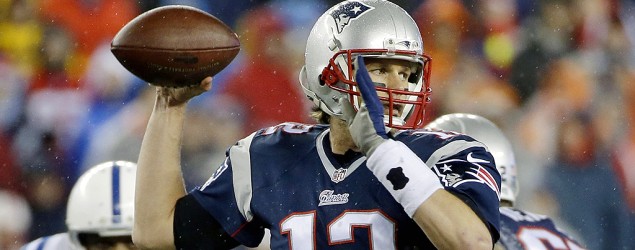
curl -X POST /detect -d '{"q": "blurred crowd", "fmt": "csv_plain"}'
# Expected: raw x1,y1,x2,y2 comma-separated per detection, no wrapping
0,0,634,249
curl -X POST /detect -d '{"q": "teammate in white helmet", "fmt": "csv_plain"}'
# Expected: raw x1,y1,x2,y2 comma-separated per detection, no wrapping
21,161,137,250
134,1,501,249
426,113,586,250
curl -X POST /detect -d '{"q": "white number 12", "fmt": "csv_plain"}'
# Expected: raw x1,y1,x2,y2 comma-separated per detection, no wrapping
280,210,396,249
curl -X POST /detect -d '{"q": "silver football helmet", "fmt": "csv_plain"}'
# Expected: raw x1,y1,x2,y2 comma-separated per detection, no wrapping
300,0,432,129
425,113,519,205
66,161,137,248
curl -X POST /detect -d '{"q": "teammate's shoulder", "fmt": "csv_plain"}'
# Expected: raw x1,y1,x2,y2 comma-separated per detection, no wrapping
499,207,586,248
500,207,551,223
21,233,73,250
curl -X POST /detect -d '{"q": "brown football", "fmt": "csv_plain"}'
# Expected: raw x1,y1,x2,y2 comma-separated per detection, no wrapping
111,5,240,87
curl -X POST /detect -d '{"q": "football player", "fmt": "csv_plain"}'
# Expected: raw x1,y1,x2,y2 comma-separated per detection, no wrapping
426,113,586,250
21,161,137,250
133,1,501,249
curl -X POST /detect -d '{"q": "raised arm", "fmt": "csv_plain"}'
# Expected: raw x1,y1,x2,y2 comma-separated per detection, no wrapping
132,78,212,249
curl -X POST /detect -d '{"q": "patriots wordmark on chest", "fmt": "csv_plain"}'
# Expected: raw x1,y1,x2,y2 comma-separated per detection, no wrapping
318,190,349,206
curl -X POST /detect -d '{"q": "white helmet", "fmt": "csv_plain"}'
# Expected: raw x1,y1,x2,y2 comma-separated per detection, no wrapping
300,0,432,129
425,113,519,205
66,161,137,248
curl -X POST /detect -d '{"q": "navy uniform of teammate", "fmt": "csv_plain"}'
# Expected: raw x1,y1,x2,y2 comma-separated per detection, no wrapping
133,1,501,249
426,113,586,250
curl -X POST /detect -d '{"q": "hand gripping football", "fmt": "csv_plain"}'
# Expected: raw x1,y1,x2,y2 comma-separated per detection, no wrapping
111,5,240,87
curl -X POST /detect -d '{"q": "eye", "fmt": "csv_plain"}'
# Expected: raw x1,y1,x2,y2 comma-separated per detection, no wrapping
399,72,410,81
368,68,386,75
399,67,413,81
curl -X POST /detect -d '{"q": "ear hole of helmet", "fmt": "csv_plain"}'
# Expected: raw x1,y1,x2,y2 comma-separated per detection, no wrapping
320,67,338,85
318,74,326,86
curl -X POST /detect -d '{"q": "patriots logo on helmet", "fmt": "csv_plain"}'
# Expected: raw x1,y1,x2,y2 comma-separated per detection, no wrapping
330,1,374,33
397,41,411,48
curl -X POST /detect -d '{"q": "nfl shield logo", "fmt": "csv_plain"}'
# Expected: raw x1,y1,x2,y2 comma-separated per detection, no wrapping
332,168,347,183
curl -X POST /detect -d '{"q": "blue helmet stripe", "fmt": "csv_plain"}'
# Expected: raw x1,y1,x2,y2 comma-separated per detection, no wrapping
112,163,121,223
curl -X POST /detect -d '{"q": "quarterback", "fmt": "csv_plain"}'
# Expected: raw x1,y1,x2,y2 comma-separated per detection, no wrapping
133,1,501,249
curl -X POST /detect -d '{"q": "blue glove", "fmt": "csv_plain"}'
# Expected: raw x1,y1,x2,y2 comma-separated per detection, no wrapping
340,56,388,155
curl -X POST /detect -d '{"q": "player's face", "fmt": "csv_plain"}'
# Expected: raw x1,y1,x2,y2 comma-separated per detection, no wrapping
361,57,414,117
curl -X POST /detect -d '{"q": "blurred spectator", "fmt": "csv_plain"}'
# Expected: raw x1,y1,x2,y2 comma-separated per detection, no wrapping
20,25,90,177
439,57,520,128
156,0,269,28
0,52,27,135
613,67,635,211
413,0,471,83
80,88,154,172
181,95,244,189
218,6,312,136
270,0,327,70
545,114,634,250
0,54,25,194
412,0,473,121
72,42,142,173
37,0,139,78
0,0,42,78
12,25,85,239
0,190,31,250
514,58,594,209
14,131,69,240
509,0,578,103
27,25,82,91
0,132,21,193
475,0,519,77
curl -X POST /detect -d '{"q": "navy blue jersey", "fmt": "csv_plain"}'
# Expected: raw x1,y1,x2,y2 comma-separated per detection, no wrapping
498,207,586,250
189,122,501,249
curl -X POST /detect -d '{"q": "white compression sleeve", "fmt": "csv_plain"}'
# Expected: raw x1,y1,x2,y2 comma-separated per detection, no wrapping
366,140,444,217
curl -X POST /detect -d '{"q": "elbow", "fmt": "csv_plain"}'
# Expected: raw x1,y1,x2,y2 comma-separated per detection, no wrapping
132,227,154,249
454,231,493,250
429,227,492,249
133,224,174,250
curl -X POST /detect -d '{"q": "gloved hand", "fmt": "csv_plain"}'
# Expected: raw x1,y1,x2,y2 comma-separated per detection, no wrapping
340,56,443,217
340,56,389,156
